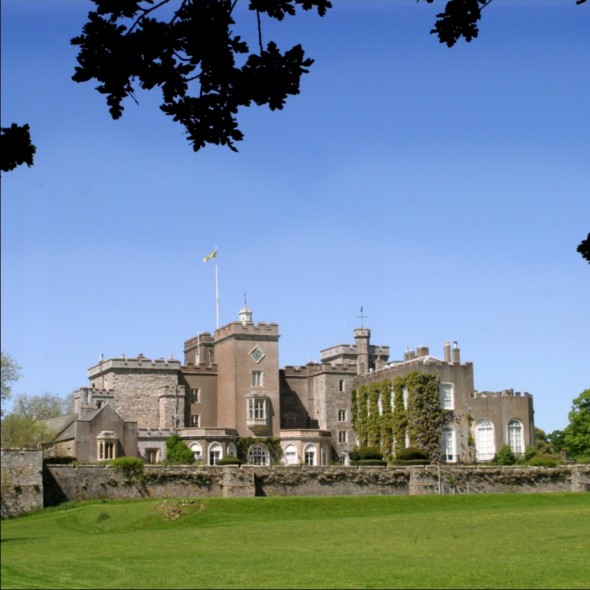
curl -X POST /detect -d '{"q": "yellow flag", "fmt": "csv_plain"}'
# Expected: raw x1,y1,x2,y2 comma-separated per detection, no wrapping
203,247,218,262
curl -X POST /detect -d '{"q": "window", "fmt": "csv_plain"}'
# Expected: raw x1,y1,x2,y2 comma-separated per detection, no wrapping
337,409,347,422
403,387,409,410
251,370,263,387
208,442,222,466
377,396,383,415
190,414,200,427
98,441,116,460
440,427,456,462
145,448,159,464
304,444,316,466
248,445,268,466
190,388,200,403
508,419,524,455
476,419,495,461
284,444,298,465
248,397,267,420
249,346,264,363
439,383,454,410
338,379,345,392
338,431,348,443
190,443,202,462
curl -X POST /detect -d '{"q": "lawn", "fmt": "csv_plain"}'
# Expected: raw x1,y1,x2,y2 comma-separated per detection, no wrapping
1,493,589,589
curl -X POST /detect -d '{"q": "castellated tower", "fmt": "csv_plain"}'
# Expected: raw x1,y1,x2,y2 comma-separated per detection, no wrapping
213,306,281,437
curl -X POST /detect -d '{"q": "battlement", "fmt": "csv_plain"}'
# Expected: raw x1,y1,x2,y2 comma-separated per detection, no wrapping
473,389,532,399
88,356,181,378
215,321,279,340
184,332,213,349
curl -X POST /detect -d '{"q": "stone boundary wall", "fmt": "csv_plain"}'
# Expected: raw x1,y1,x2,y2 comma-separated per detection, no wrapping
1,450,44,519
40,464,590,509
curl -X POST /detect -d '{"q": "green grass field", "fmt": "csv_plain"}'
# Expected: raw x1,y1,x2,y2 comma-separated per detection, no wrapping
1,493,589,589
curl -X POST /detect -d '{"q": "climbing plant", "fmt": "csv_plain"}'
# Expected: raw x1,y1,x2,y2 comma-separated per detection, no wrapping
352,372,452,463
236,437,283,464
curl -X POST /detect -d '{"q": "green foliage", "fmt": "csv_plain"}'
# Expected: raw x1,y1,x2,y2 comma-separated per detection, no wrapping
495,445,517,465
547,429,566,453
236,437,283,464
352,374,450,462
563,389,590,458
165,434,194,465
349,446,383,461
1,350,21,410
395,447,429,461
11,392,72,420
217,455,243,465
111,457,145,482
525,455,561,468
0,414,56,449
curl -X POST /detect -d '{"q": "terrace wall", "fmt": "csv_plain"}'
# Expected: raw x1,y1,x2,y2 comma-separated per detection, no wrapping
1,450,44,519
41,463,590,508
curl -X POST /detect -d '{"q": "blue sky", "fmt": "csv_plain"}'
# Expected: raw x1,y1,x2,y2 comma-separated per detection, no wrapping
2,0,589,434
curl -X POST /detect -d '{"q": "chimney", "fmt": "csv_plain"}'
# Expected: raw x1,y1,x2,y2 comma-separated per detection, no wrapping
416,345,429,357
444,341,451,363
452,341,461,364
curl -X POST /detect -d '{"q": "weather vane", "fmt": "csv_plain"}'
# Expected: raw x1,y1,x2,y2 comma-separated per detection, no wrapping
358,306,367,328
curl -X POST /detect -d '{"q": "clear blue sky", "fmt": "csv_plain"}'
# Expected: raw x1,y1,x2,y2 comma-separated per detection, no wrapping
2,0,589,434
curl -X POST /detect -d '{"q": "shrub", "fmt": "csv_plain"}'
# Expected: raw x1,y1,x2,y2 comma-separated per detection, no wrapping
111,457,145,482
395,447,429,461
218,455,243,465
525,455,560,467
165,434,194,464
495,445,516,465
524,446,537,461
349,446,382,461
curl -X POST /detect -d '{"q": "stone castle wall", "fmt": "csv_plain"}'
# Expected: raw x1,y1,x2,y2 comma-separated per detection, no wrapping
1,450,44,519
41,464,590,509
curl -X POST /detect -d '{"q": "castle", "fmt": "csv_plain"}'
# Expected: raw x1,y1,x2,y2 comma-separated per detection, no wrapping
47,305,534,465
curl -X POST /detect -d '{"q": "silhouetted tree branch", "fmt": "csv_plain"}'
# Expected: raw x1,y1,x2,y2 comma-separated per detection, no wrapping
577,233,590,265
0,124,36,173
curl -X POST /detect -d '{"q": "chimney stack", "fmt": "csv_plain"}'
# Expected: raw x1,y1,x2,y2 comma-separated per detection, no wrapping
452,341,461,364
444,341,451,363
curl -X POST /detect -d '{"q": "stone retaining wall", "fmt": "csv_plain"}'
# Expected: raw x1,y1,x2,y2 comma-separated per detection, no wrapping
1,450,44,519
41,463,590,509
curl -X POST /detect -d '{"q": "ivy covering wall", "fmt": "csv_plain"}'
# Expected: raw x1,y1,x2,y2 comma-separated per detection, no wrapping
351,372,452,462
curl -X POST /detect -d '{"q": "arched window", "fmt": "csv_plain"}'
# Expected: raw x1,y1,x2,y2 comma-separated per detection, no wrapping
227,442,238,458
284,444,298,465
303,443,316,466
476,419,495,461
508,419,524,456
248,445,268,466
208,442,222,466
440,426,456,463
190,442,202,462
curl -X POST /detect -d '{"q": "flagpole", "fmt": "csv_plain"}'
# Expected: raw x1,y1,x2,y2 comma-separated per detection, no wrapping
215,261,220,330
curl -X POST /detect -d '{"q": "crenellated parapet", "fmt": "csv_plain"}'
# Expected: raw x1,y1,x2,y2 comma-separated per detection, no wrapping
214,321,279,344
473,389,532,399
88,355,181,379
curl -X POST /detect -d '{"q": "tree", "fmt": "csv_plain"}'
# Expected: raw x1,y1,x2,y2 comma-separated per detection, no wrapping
70,0,586,153
577,233,590,265
0,414,56,449
11,392,73,421
1,351,21,413
563,389,590,458
0,124,36,173
165,434,194,464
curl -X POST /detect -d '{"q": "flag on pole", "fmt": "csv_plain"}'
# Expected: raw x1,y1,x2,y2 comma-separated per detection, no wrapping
203,247,218,262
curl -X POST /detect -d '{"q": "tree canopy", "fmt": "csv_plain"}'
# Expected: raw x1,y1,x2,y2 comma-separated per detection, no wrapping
563,389,590,458
1,351,21,413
